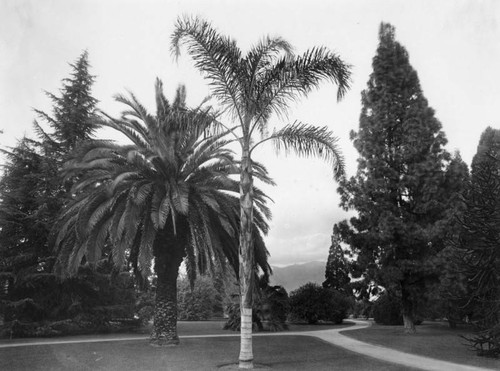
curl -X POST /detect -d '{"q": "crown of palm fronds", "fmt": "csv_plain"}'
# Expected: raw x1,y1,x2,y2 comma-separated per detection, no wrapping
171,15,350,179
53,80,272,283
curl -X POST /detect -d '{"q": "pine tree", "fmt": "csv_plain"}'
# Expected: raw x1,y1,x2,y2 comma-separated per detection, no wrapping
323,229,351,294
0,51,98,274
337,23,465,333
34,50,98,155
0,139,48,292
0,52,103,330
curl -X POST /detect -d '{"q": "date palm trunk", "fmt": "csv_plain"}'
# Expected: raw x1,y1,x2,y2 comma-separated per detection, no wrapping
150,229,185,346
239,143,255,369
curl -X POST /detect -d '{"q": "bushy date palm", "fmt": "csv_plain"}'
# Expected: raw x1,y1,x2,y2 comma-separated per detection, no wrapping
172,16,350,367
52,80,271,345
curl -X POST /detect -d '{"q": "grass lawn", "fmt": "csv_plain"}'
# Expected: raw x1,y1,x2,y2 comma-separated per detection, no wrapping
343,321,500,370
134,320,353,337
0,335,417,371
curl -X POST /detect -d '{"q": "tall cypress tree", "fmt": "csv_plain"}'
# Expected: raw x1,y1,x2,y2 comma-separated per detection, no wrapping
337,23,465,333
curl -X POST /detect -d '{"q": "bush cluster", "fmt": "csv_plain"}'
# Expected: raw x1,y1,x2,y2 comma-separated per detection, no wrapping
177,276,222,321
223,284,290,332
289,282,350,324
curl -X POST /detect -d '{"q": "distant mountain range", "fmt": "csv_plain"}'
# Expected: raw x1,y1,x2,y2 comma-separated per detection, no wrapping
269,261,326,293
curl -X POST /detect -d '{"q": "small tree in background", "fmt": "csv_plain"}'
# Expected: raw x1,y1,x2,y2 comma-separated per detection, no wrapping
323,229,351,295
224,276,290,332
177,275,221,321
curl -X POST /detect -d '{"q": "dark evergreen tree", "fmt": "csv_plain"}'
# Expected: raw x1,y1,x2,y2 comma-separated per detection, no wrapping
0,51,99,278
426,153,469,326
0,52,121,335
34,50,98,155
289,282,350,324
0,139,48,296
323,230,351,294
336,23,466,333
453,127,500,356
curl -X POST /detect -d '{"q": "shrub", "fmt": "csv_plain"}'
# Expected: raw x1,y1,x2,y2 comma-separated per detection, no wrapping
256,284,290,331
371,293,403,325
3,298,45,322
223,284,290,332
223,300,263,331
352,299,373,319
289,282,350,324
177,275,221,321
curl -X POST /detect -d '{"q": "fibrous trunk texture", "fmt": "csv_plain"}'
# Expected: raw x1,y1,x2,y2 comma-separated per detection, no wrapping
239,145,254,369
150,229,185,346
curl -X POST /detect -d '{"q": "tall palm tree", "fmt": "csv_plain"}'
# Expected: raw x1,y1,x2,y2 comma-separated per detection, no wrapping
172,16,351,368
52,79,272,346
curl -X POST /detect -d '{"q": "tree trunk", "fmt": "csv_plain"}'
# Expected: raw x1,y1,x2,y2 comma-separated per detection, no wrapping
401,286,416,334
239,145,255,369
150,231,185,347
402,313,416,334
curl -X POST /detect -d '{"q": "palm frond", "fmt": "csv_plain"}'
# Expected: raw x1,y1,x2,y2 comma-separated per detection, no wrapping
171,15,246,123
52,78,272,284
254,46,351,124
251,160,276,186
258,121,345,180
150,184,166,230
97,112,151,150
155,78,171,120
138,215,155,274
244,36,293,94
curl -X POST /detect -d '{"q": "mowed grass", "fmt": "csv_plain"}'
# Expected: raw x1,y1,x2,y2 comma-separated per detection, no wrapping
0,335,417,371
343,321,500,370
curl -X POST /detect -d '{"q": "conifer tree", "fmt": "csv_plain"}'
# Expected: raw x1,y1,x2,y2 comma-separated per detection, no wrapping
0,139,48,287
337,23,465,333
454,127,500,355
34,50,98,155
0,51,100,326
323,230,350,294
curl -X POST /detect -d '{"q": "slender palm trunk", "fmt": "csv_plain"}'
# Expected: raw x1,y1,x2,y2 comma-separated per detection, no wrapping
239,144,255,369
150,230,185,346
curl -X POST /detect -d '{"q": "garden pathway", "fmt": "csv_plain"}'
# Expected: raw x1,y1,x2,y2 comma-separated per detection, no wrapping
0,320,496,371
287,320,495,371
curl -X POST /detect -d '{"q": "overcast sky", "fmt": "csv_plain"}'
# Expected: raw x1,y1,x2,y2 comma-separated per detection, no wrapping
1,0,499,266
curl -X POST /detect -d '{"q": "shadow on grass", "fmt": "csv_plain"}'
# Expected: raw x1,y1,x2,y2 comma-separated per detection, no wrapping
343,321,500,370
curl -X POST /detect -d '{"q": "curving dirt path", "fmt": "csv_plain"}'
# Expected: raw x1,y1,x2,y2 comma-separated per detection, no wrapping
0,320,496,371
285,320,496,371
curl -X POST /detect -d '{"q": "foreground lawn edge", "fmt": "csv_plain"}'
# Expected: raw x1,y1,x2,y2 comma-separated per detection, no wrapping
342,321,500,370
